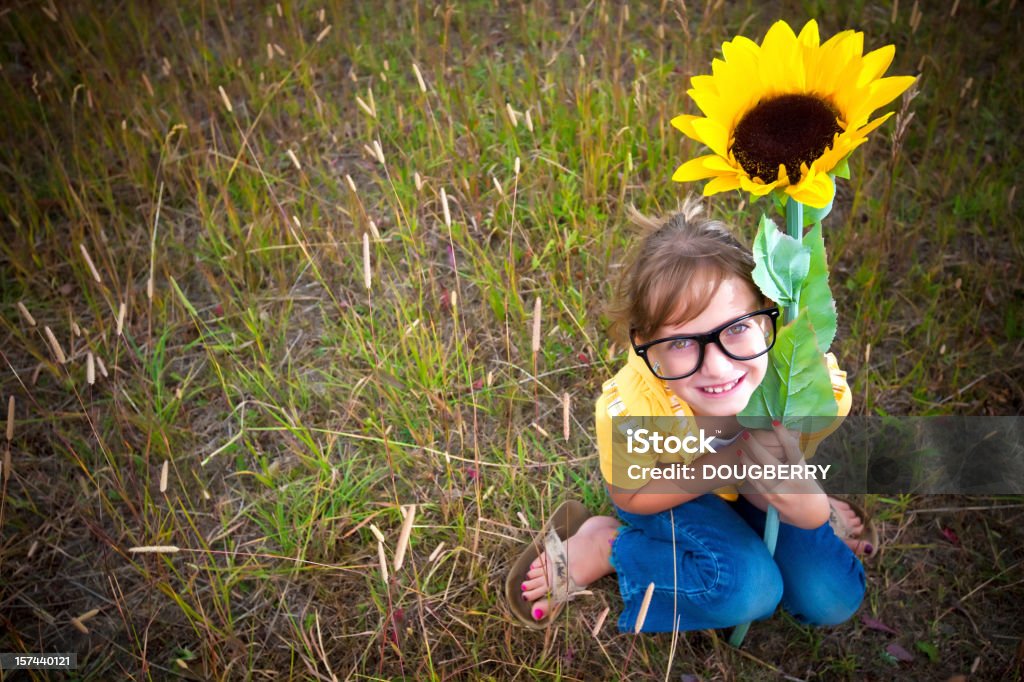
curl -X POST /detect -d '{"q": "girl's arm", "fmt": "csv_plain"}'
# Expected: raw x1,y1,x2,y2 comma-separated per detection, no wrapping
608,437,746,515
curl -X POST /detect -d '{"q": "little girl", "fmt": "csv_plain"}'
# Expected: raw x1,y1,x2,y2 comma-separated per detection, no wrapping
515,200,871,632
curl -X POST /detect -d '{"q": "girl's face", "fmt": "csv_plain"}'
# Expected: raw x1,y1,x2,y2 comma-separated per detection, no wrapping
651,277,769,417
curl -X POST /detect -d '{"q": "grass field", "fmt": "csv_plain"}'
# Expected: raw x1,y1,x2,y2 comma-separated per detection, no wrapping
1,0,1023,679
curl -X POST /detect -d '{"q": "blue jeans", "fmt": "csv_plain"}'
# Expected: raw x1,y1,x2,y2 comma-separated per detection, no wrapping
610,494,865,633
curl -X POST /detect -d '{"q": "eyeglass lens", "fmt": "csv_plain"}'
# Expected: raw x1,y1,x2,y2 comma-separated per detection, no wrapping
646,313,775,379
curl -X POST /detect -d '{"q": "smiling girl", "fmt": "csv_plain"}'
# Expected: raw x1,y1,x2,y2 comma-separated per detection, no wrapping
509,199,872,632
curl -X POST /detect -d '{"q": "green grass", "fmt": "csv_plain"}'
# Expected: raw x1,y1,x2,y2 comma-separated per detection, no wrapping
1,0,1023,679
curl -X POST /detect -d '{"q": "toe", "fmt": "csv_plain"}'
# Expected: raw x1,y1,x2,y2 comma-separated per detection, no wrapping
530,598,550,621
844,538,873,556
526,563,546,580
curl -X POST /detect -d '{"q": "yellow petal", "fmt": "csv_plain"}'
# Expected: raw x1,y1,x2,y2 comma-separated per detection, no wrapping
785,170,834,208
846,111,895,141
704,174,742,195
759,20,801,92
691,117,731,159
797,19,820,47
673,155,718,182
670,114,700,139
864,75,917,113
858,44,895,86
739,175,779,196
701,155,738,174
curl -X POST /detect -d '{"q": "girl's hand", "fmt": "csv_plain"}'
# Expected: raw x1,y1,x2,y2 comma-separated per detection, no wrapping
746,421,804,466
739,426,821,497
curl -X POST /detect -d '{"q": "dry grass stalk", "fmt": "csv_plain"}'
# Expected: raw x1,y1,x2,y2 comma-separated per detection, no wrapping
377,540,389,583
369,524,385,543
562,392,571,441
634,582,655,633
414,172,423,191
524,109,534,132
344,174,357,193
16,302,36,326
80,243,103,283
505,102,518,128
440,188,451,228
531,297,542,353
70,608,100,634
591,606,610,637
286,149,302,170
492,176,503,196
116,302,126,336
266,43,274,60
159,459,168,493
910,0,921,32
393,504,416,571
128,545,180,554
43,326,67,364
362,233,372,290
514,156,521,175
86,352,95,385
5,395,13,441
865,342,872,364
516,511,530,528
427,542,445,563
355,95,375,118
368,219,381,240
315,24,332,42
217,85,233,113
412,62,427,93
96,355,108,378
531,422,549,438
72,322,81,337
372,139,385,165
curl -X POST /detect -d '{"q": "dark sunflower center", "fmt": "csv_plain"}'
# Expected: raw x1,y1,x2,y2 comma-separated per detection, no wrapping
731,94,842,184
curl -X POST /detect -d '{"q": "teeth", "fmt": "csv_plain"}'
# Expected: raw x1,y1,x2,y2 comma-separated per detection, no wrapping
703,378,739,394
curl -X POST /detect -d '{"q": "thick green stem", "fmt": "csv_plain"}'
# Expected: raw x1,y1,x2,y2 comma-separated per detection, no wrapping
785,196,803,324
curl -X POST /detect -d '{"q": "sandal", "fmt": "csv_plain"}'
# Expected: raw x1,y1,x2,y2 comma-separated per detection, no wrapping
505,500,592,629
828,495,879,559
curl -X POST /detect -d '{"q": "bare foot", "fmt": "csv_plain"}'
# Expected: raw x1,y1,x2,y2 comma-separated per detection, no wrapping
520,515,619,621
829,497,874,556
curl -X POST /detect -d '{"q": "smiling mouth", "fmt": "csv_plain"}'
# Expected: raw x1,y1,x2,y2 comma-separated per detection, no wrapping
699,374,745,395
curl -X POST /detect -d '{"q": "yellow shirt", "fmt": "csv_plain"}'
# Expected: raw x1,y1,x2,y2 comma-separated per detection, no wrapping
596,349,852,499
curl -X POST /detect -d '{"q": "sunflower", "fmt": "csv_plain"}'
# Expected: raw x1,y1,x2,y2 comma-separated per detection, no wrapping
672,20,916,208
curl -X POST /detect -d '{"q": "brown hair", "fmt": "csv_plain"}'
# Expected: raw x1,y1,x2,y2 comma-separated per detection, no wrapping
607,197,761,346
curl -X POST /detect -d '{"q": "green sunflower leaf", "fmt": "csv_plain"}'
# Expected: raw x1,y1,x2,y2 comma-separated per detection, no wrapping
799,222,838,353
738,309,838,432
801,196,834,226
833,156,851,180
751,213,811,308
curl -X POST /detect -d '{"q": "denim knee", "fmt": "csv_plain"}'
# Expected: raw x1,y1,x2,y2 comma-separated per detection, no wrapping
714,543,784,623
784,568,865,626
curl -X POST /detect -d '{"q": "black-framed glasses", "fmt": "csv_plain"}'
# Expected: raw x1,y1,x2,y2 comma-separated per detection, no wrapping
630,307,780,380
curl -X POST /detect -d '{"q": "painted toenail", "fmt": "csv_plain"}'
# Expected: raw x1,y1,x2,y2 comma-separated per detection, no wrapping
522,594,528,601
865,543,874,555
521,583,527,591
742,431,750,440
533,608,544,619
